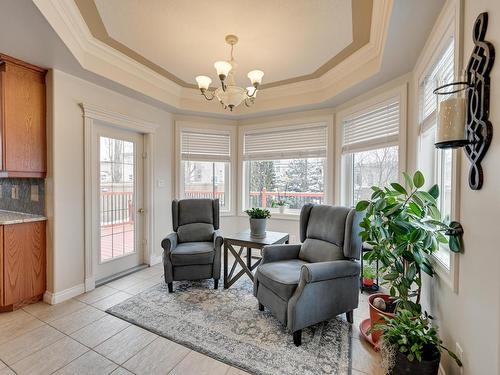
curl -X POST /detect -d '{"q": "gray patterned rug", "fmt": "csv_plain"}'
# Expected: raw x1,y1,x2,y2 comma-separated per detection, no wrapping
106,279,354,375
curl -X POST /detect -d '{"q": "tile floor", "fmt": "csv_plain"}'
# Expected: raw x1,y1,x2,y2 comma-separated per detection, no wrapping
0,263,382,375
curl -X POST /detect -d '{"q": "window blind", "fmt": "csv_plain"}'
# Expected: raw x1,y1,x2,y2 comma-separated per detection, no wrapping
181,130,231,161
421,39,454,126
243,124,327,160
341,98,400,153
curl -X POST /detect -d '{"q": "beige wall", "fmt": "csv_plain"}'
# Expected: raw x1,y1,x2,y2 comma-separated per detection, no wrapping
419,1,500,374
47,69,173,295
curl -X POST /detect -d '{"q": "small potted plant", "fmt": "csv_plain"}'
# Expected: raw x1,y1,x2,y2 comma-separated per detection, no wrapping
374,309,462,375
362,264,377,288
245,208,271,238
271,199,288,214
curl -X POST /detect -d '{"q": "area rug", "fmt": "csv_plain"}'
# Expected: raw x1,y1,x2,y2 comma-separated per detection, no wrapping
106,279,354,375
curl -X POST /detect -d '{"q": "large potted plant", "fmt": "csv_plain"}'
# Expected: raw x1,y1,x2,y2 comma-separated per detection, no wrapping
375,309,462,375
355,171,461,343
245,208,271,238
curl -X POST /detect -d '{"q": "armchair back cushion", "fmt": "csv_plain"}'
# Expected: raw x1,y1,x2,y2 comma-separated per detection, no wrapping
172,199,219,243
298,204,361,262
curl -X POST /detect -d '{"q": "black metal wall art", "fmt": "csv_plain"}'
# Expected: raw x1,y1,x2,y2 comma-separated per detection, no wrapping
464,12,495,190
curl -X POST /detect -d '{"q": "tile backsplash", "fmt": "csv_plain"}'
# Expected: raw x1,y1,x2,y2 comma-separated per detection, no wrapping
0,178,45,215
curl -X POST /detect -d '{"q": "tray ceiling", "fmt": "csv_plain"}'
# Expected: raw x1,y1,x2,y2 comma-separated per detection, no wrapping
75,0,372,89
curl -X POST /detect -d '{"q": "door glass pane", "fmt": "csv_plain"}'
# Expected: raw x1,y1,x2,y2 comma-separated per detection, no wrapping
100,137,135,262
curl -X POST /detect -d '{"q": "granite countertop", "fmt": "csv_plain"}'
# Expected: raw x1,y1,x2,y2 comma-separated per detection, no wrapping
0,210,47,225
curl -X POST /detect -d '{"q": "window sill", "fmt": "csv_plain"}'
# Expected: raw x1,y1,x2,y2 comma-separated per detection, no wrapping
237,212,300,221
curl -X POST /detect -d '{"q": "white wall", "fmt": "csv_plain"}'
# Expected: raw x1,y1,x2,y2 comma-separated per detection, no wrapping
419,1,500,374
47,69,173,296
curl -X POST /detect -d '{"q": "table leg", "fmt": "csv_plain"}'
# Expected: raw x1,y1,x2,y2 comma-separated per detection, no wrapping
224,243,228,289
246,247,252,269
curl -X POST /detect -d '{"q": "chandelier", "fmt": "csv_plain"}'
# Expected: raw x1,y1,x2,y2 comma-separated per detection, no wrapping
195,35,264,111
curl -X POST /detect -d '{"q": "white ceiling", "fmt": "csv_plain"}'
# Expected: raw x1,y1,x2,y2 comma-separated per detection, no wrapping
94,0,353,86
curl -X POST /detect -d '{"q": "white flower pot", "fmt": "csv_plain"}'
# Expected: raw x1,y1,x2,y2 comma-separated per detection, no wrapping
279,205,286,214
249,218,267,238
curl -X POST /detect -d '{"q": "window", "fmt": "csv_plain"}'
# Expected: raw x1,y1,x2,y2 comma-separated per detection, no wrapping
242,124,328,214
340,97,401,206
179,130,231,212
418,38,455,270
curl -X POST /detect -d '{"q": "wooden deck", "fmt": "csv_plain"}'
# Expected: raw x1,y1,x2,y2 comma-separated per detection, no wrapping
100,222,135,261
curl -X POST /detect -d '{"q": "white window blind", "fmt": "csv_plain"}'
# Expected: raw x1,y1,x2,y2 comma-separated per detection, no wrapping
341,98,400,153
420,39,454,130
243,124,327,160
181,130,231,161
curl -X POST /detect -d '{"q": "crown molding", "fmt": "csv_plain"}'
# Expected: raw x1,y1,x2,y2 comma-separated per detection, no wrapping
34,0,393,116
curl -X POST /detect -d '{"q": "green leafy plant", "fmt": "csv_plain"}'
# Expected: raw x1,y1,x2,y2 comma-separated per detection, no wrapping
245,208,271,219
271,199,287,207
362,264,377,280
355,171,461,313
374,309,462,370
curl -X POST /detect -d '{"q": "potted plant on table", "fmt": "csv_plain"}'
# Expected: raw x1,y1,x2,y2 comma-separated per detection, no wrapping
245,208,271,238
374,310,462,375
355,171,462,344
271,199,288,214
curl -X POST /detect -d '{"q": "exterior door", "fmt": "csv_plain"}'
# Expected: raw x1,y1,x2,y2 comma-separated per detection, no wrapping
93,124,145,281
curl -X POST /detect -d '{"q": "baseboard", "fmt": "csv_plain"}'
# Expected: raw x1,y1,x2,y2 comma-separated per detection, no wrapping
43,283,85,305
149,255,162,266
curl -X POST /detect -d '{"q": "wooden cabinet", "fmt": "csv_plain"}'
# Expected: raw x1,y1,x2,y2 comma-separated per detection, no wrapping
0,54,47,178
0,221,46,311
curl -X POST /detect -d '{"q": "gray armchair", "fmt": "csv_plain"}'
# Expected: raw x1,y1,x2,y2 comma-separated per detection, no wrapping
161,199,223,293
253,204,362,346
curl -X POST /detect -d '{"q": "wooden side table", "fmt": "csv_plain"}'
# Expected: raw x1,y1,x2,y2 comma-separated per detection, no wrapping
223,230,289,289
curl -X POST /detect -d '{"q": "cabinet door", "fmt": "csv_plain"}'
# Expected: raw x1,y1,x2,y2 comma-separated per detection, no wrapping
3,62,46,174
3,222,45,306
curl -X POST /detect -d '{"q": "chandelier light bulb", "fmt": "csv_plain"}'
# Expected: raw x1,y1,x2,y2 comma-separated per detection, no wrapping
195,75,212,90
214,61,232,79
247,70,264,86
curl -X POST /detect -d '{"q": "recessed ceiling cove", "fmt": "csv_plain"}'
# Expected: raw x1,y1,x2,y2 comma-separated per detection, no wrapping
75,0,372,89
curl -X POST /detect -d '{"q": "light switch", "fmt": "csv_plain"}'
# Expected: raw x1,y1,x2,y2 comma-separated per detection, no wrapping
157,179,165,188
31,185,39,202
11,185,19,200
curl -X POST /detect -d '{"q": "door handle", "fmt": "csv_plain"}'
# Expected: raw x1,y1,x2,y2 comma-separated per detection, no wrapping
138,208,145,214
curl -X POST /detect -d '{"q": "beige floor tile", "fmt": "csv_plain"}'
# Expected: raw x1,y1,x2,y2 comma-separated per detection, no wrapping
226,367,252,375
70,314,130,348
11,336,88,375
133,267,163,280
350,336,384,375
125,279,160,295
107,275,142,290
0,312,44,346
94,325,157,364
23,299,87,322
0,324,65,365
75,285,119,304
53,350,117,375
122,337,190,374
49,305,107,334
110,367,134,375
91,291,133,311
0,309,31,327
170,351,229,375
0,361,5,370
0,367,15,375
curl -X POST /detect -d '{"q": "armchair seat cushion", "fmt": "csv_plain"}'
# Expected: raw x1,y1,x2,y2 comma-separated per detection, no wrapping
257,259,308,301
170,242,214,266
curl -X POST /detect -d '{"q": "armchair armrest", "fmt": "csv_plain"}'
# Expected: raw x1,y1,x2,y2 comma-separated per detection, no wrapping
301,260,360,283
262,244,301,264
213,229,223,249
161,232,178,252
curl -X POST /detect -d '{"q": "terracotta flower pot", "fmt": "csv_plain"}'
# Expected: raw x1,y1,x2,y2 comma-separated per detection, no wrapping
363,278,375,287
368,293,395,343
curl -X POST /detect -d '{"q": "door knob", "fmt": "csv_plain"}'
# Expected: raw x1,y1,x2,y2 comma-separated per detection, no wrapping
138,208,145,214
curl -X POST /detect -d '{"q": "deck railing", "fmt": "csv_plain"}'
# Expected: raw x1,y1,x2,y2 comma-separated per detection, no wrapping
100,191,134,226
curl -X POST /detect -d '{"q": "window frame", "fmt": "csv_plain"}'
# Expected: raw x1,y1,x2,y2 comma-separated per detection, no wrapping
238,118,334,219
175,121,237,216
414,0,462,293
335,85,408,207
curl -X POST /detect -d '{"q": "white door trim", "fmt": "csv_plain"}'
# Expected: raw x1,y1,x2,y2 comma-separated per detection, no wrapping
81,103,159,292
